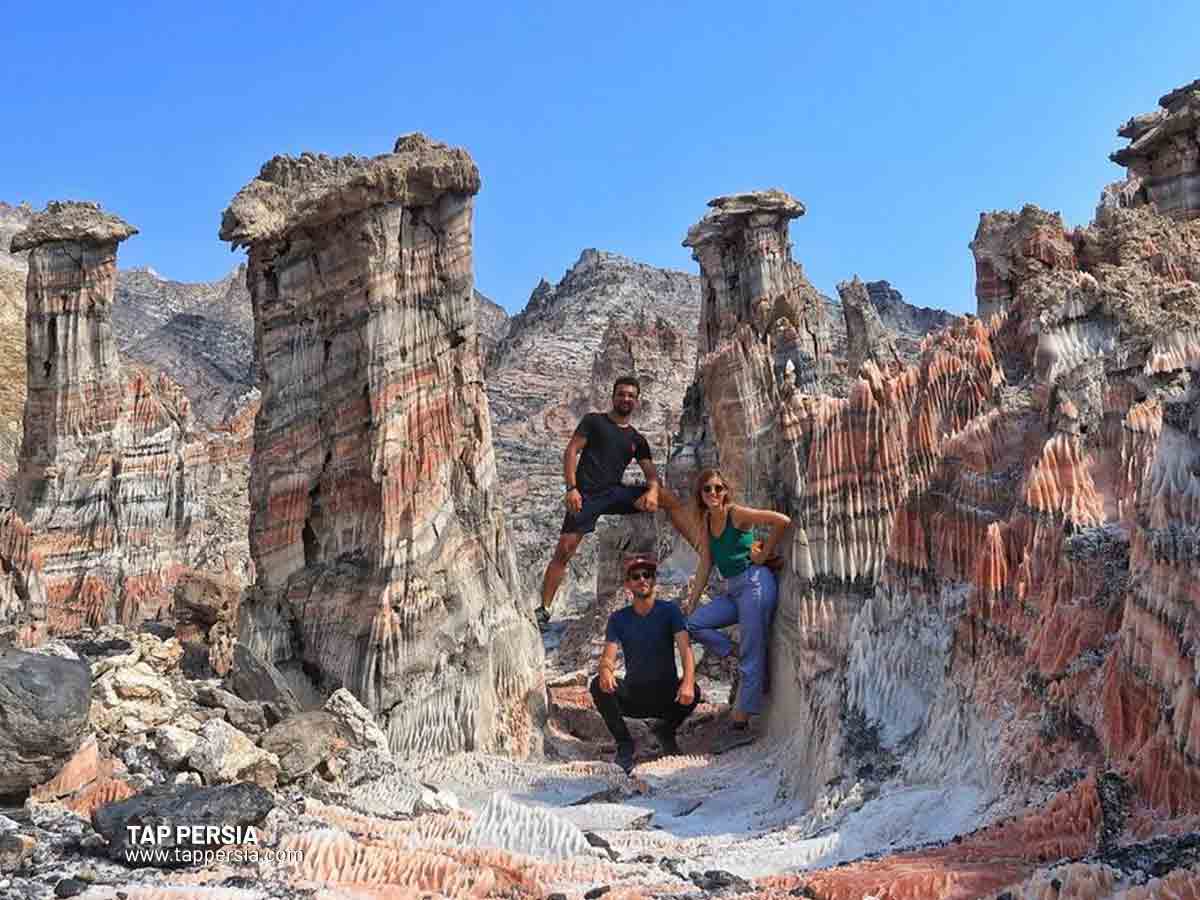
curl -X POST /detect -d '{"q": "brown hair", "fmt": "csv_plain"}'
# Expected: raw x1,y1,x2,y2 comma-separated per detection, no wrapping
612,376,641,397
692,467,736,520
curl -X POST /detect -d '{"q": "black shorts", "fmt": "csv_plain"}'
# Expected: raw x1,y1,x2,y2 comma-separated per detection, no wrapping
561,484,649,535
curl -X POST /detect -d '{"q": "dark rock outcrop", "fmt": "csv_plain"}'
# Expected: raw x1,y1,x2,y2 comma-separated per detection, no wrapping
0,647,91,798
90,781,274,865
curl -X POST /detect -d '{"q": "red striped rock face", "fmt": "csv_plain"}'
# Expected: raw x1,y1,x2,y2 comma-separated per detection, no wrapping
678,147,1200,891
10,202,249,638
681,191,830,506
221,134,544,761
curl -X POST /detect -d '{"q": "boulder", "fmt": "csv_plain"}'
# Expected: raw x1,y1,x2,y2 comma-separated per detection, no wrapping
195,684,267,734
92,661,177,735
91,781,274,866
187,719,279,788
0,832,35,870
324,688,389,753
259,711,345,783
0,648,91,798
153,726,199,770
226,643,300,720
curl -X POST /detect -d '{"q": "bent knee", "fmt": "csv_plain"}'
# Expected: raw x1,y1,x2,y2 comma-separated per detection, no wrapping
553,539,582,565
588,675,602,696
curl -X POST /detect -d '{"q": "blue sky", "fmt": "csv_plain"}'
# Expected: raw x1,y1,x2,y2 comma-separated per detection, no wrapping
3,2,1196,315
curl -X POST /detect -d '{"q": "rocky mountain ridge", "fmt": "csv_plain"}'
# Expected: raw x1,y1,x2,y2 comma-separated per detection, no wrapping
6,78,1197,900
484,249,702,611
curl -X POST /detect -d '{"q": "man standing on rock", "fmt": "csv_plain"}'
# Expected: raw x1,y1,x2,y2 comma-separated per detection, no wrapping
537,376,695,629
590,554,700,773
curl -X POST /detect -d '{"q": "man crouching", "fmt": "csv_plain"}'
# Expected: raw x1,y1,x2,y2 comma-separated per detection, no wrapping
589,554,701,773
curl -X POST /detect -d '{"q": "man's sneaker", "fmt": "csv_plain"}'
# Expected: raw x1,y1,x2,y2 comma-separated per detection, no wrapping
615,740,635,774
535,605,551,631
652,722,680,756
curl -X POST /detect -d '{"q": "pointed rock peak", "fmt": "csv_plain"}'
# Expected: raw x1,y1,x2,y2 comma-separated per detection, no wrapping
683,189,805,248
219,133,480,248
839,275,900,376
528,277,554,306
565,249,637,276
574,248,602,267
11,201,137,253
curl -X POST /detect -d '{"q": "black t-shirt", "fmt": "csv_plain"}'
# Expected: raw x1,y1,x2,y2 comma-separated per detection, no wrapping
573,412,651,493
605,600,687,687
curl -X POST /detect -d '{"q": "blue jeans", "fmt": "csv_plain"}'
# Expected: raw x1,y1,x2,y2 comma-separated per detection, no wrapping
686,564,778,715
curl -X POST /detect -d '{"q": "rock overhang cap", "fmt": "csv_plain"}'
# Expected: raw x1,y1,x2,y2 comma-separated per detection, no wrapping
1111,78,1200,168
683,189,806,249
11,201,138,253
218,132,482,249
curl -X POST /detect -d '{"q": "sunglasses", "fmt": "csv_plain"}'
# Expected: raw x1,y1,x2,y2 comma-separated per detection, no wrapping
702,484,727,495
627,568,656,582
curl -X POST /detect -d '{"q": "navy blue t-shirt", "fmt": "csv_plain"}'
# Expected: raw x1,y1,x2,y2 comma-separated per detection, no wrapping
605,600,687,687
573,413,652,493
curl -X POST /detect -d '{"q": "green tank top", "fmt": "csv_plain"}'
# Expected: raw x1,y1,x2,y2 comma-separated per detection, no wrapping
709,513,755,578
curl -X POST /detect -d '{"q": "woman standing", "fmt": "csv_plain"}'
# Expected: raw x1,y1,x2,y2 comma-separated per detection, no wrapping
684,468,790,747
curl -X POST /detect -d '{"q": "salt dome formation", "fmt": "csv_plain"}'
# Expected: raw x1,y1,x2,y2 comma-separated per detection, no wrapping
219,134,545,761
5,201,250,648
661,79,1200,897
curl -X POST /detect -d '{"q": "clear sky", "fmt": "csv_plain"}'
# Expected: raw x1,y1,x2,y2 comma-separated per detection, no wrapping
3,1,1196,315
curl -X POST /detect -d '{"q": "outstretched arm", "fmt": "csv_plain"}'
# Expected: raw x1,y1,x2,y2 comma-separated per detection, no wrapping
732,505,792,560
634,457,660,511
684,541,713,614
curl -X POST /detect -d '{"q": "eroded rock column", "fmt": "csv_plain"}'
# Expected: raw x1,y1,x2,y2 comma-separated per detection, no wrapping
221,134,544,760
679,190,828,506
12,202,210,633
1111,79,1200,221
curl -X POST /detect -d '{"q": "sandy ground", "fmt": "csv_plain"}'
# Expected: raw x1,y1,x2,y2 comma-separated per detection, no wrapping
439,583,995,883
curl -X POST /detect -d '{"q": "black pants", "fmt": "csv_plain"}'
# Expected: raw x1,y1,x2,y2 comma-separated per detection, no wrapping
589,676,701,744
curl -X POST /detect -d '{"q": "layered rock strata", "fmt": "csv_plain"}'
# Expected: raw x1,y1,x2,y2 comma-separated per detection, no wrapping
676,190,831,508
474,288,509,361
0,202,258,528
112,264,255,426
676,87,1200,894
221,133,543,760
1111,78,1200,221
0,508,47,646
485,249,701,603
658,83,1200,889
11,202,249,637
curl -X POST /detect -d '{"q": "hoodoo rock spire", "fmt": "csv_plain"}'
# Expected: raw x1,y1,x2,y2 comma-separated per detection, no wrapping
221,133,544,760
